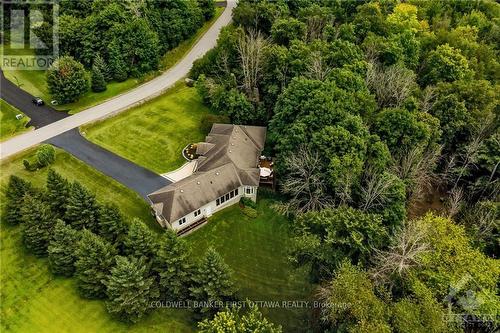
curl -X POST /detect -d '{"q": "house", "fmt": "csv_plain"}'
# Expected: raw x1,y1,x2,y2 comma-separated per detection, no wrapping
148,124,267,234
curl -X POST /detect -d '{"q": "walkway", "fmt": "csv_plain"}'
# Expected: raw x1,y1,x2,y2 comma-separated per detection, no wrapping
0,0,236,160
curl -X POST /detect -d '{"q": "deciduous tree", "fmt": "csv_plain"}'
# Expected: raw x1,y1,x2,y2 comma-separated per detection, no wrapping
47,56,89,104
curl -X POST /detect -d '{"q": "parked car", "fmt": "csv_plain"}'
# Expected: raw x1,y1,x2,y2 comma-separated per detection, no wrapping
32,97,44,106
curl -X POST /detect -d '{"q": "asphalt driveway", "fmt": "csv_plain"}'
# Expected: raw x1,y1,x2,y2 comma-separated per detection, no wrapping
0,0,236,160
47,130,170,199
1,72,170,200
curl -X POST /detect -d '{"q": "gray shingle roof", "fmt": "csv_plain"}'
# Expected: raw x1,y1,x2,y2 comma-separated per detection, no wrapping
148,124,266,223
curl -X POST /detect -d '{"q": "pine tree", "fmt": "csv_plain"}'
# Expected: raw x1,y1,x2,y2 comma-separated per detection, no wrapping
5,175,32,225
48,220,80,276
189,247,237,317
94,53,111,82
153,231,194,301
91,63,107,92
46,169,70,218
123,219,158,259
75,230,116,298
65,181,100,231
21,194,56,256
104,256,159,323
98,203,128,245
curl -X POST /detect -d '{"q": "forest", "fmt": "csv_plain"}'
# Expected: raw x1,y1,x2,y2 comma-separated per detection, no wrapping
191,0,499,331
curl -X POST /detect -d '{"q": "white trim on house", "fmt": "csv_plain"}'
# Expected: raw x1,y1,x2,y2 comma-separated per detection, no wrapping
167,185,257,231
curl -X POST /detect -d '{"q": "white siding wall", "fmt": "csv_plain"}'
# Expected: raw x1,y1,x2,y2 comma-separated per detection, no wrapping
170,185,257,231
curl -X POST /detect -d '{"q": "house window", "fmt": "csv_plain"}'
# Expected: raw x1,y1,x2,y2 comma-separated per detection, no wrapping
230,191,234,199
221,196,225,204
246,187,253,195
235,188,239,196
194,209,201,217
225,193,230,200
216,198,220,206
178,217,186,225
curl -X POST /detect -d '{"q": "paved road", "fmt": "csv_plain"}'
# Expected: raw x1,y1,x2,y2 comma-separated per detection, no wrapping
0,0,236,160
1,72,171,199
1,71,68,127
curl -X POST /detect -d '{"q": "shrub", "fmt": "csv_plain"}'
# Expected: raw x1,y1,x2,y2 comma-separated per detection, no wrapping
23,159,37,171
46,56,89,104
37,144,56,167
240,197,257,209
200,114,230,134
242,206,258,218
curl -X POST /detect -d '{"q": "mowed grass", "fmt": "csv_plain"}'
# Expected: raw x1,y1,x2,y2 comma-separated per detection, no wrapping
1,8,224,115
0,99,32,141
0,148,195,333
82,84,210,174
1,152,312,332
187,196,314,332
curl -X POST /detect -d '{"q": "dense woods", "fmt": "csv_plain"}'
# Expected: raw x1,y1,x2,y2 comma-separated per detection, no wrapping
32,0,216,102
191,0,499,331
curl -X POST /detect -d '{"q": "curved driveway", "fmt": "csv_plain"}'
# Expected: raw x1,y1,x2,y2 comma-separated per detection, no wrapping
0,0,236,160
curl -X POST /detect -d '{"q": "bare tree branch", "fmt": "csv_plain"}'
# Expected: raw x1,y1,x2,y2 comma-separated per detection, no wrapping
371,219,429,285
237,29,268,103
366,62,416,108
278,146,334,214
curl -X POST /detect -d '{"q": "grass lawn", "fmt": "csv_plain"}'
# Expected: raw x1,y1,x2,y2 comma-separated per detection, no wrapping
82,83,210,174
187,195,314,332
1,152,312,332
0,99,32,141
0,148,196,332
0,7,224,115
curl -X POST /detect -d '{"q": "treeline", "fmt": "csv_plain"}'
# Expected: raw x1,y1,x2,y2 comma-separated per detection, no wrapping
191,0,499,331
33,0,215,103
4,170,245,324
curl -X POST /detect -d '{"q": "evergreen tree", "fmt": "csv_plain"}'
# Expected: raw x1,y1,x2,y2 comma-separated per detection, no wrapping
104,256,159,323
4,175,32,225
189,247,237,317
93,53,111,82
153,231,194,301
91,63,107,92
98,203,127,245
75,230,116,298
48,220,80,276
21,194,56,256
64,181,100,231
46,169,70,218
123,219,158,260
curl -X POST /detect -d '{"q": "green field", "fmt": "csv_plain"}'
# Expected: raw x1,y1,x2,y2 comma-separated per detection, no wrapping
82,83,210,174
0,7,224,115
187,196,314,332
1,149,311,332
0,148,195,332
0,99,31,141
